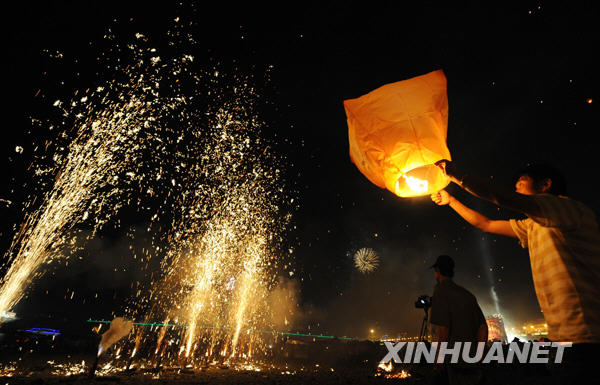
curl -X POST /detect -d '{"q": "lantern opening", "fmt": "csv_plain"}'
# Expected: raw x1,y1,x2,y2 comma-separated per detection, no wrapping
394,164,449,197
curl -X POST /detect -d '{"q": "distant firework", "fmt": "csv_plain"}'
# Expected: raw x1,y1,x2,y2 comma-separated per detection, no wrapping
354,248,379,273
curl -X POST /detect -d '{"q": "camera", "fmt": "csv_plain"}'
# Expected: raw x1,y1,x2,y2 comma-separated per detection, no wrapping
415,294,432,309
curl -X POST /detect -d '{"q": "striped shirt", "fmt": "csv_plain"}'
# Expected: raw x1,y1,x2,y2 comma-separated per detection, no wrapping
509,194,600,343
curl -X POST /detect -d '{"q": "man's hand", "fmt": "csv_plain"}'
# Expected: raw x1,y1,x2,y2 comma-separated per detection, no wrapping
435,159,462,185
431,190,453,206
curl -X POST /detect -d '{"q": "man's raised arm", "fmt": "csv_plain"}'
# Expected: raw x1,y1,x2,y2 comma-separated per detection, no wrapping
435,160,544,218
431,190,517,238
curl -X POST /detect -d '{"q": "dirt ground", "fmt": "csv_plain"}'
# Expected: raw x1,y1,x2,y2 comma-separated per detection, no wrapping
0,354,574,385
0,331,583,385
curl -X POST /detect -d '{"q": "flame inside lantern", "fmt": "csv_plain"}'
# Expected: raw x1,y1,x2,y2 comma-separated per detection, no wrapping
399,174,428,194
393,164,448,197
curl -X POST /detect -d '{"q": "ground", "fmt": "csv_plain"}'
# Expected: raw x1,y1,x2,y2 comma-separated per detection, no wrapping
0,349,577,385
0,329,583,384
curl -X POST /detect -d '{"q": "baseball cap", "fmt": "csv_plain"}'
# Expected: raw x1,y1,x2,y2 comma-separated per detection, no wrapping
430,254,455,272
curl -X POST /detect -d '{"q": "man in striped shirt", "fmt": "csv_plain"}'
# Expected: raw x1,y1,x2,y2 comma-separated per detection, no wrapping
430,162,600,345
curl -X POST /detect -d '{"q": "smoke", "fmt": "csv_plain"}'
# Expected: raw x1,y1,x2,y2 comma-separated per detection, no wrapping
490,285,501,315
478,234,503,316
98,317,133,356
264,276,302,331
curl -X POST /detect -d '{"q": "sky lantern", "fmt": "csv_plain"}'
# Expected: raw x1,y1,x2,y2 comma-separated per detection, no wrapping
344,70,451,197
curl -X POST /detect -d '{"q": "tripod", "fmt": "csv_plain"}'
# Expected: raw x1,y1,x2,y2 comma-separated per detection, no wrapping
417,307,430,342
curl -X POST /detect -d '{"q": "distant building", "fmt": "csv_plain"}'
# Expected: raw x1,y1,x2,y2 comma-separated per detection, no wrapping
486,314,508,344
511,320,548,341
380,332,426,343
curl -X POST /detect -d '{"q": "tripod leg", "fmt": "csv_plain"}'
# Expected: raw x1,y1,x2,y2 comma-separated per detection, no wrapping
418,308,429,342
423,308,429,342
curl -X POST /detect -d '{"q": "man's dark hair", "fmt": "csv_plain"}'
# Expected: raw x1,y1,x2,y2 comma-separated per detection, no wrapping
514,163,567,196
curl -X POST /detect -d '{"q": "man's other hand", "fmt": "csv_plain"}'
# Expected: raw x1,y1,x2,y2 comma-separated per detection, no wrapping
435,159,462,184
431,190,452,206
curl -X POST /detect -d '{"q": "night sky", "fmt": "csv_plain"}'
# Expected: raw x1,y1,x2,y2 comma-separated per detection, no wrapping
1,1,599,340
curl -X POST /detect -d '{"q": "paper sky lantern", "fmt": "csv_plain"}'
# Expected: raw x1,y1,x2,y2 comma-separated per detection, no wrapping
344,70,451,197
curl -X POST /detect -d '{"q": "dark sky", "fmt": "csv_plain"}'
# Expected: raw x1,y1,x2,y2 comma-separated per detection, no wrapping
1,1,599,340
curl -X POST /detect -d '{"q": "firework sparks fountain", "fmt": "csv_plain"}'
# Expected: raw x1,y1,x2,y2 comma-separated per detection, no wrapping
0,88,158,317
0,10,295,376
139,104,292,365
0,25,202,318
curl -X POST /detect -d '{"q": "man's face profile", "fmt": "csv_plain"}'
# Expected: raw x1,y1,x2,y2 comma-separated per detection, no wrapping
515,175,538,195
515,175,552,195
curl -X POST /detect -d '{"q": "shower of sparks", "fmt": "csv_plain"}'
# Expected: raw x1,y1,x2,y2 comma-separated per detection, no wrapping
0,7,297,368
0,71,162,316
354,248,379,273
0,359,309,378
135,91,292,363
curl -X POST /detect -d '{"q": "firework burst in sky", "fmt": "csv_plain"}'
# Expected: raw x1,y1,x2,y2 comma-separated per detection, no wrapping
354,248,379,273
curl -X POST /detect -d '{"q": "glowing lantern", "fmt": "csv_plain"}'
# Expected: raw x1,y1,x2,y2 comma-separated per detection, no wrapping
344,70,451,197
